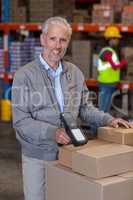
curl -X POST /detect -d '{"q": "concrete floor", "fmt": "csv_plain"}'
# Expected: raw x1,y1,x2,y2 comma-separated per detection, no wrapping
0,122,24,200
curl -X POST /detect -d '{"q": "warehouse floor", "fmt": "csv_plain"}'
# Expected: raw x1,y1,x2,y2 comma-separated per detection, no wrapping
0,122,23,200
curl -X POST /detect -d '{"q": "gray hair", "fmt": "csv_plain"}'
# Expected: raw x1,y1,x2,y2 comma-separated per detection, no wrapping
41,16,72,39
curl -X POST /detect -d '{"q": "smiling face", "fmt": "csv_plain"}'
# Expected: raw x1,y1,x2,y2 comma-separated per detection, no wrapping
40,23,70,69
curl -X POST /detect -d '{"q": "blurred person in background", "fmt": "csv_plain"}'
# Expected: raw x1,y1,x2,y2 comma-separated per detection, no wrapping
97,26,127,113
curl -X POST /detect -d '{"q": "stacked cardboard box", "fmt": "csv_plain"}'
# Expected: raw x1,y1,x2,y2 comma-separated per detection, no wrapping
53,0,75,22
122,47,133,81
73,9,90,23
122,6,133,25
101,0,129,12
72,40,92,79
98,126,133,145
59,141,133,179
29,0,53,22
59,139,108,168
71,143,133,179
92,4,114,24
29,0,75,23
46,138,133,200
46,161,133,200
10,0,27,22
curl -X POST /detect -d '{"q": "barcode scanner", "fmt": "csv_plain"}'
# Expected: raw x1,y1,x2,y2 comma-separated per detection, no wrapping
60,113,87,146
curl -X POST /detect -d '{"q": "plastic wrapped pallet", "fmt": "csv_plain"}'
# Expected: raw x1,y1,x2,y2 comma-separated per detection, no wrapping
10,37,41,72
92,4,114,24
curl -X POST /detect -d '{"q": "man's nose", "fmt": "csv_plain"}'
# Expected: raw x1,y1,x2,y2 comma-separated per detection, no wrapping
56,40,61,48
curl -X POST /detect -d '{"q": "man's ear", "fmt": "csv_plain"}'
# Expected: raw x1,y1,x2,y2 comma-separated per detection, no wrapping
40,33,46,47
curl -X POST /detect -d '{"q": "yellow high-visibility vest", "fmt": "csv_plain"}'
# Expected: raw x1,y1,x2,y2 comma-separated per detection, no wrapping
97,47,120,83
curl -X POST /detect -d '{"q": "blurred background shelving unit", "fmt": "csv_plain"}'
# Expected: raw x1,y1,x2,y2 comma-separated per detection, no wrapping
0,23,133,79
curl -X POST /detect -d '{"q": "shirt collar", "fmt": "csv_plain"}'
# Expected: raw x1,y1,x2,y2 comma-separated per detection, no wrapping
39,54,62,76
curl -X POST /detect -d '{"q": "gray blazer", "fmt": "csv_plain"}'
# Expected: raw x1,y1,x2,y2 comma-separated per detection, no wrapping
12,57,113,160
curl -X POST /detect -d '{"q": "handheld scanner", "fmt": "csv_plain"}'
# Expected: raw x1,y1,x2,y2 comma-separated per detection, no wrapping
60,113,87,146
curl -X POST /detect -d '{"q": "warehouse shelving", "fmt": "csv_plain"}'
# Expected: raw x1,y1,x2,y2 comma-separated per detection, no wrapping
0,23,133,32
72,23,133,32
1,0,10,22
76,0,100,2
85,79,133,90
0,22,133,89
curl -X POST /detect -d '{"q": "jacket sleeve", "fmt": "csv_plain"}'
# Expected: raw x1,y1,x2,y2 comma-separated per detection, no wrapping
79,83,114,127
103,51,126,70
12,71,58,145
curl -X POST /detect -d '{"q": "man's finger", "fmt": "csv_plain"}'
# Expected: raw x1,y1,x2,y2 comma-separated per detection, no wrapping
62,134,71,143
109,118,133,129
58,133,71,144
118,121,130,128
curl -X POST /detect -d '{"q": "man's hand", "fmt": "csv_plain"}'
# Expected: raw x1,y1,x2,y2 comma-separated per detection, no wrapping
55,128,71,144
108,118,133,128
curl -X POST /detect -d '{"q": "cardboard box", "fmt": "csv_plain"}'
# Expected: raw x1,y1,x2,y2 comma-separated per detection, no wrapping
98,126,133,145
119,171,133,179
122,6,133,25
72,40,92,79
59,139,108,168
101,0,129,12
92,4,114,24
46,161,133,200
72,143,133,179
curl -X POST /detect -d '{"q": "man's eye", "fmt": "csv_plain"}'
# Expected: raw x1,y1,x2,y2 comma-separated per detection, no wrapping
61,39,67,42
50,37,56,41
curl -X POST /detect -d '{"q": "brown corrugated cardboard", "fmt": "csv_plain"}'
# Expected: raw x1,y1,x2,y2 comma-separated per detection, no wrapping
72,143,133,179
98,126,133,145
119,171,133,179
92,4,114,24
29,0,75,22
46,161,133,200
101,0,129,12
58,139,109,168
72,40,92,79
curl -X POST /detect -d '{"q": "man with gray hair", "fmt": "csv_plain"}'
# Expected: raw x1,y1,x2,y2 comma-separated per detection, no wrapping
12,16,132,200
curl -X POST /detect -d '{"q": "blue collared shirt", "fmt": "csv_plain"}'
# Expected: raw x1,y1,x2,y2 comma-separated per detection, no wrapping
39,54,64,112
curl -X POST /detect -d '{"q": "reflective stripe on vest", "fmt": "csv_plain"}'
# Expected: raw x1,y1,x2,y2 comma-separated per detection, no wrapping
97,47,120,83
